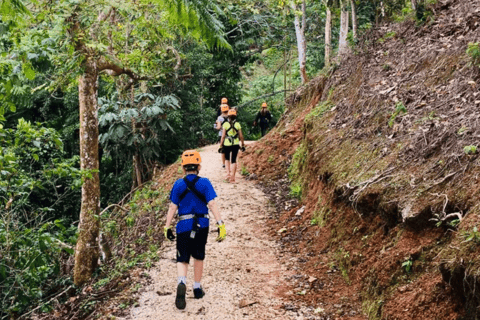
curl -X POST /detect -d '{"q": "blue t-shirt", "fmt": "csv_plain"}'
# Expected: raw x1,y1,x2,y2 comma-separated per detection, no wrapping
170,174,217,234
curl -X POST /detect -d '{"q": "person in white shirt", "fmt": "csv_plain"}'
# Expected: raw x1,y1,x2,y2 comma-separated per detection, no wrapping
216,104,229,168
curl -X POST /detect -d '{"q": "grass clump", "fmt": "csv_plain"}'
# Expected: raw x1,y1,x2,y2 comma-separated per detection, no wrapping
464,145,477,155
289,183,302,199
467,42,480,66
312,195,330,227
362,298,384,320
312,206,331,227
305,100,334,124
388,102,407,127
287,140,308,200
240,165,249,176
361,270,384,320
378,31,396,43
462,226,480,244
333,247,351,284
401,257,413,273
288,141,308,183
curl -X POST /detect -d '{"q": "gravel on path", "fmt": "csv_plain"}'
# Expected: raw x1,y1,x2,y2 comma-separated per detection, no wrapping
127,142,295,320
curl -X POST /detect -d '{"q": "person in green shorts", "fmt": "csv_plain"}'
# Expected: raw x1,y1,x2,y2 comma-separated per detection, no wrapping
220,108,245,183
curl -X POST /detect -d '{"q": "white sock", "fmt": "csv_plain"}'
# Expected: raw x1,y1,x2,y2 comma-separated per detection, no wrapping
178,276,186,285
193,282,201,289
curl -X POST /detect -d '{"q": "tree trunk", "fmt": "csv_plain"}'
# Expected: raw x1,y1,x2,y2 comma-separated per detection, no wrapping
325,5,332,67
74,57,100,286
300,0,307,83
350,0,358,41
411,0,417,10
130,85,143,188
338,1,350,60
284,48,287,101
292,0,308,84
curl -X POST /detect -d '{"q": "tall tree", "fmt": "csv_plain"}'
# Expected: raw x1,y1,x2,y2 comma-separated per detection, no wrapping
5,0,229,286
338,0,350,59
72,0,229,285
323,0,332,67
291,0,308,83
350,0,358,42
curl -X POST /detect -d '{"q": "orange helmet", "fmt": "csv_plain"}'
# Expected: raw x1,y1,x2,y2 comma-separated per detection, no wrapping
181,150,201,166
221,97,228,104
262,102,268,108
221,104,229,112
228,108,237,116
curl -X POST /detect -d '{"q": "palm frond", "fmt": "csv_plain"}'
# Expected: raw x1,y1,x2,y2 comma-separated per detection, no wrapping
149,0,231,50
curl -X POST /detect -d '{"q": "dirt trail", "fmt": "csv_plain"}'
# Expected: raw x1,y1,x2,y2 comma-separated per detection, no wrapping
125,142,295,319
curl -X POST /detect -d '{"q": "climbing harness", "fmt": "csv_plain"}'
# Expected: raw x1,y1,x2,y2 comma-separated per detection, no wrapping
224,121,239,145
178,176,208,239
178,214,209,221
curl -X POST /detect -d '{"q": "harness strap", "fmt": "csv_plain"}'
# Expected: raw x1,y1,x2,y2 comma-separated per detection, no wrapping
176,176,209,239
177,176,207,205
178,213,209,221
226,121,238,138
226,121,239,146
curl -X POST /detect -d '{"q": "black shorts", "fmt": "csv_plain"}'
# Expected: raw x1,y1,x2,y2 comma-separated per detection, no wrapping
176,227,209,263
224,145,240,163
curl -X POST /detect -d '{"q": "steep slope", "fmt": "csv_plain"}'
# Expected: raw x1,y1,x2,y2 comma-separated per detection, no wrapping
240,0,480,319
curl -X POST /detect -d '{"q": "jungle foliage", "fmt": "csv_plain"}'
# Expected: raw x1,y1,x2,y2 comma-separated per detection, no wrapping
0,0,434,317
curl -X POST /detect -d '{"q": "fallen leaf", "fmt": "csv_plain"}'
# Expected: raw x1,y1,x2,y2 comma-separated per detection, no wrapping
239,299,258,308
295,206,306,216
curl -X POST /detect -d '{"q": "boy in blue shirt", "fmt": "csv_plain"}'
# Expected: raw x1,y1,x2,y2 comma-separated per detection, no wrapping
164,150,226,310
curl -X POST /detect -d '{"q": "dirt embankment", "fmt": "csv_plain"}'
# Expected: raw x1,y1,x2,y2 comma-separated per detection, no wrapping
241,0,480,319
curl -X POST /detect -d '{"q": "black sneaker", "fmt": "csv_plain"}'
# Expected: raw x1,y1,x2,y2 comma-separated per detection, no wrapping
175,283,186,309
193,287,205,299
222,164,225,169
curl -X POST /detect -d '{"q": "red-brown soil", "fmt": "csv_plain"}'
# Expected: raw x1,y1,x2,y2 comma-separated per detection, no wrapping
240,0,480,319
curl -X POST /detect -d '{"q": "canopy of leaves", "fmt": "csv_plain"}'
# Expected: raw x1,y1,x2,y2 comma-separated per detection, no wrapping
0,0,428,317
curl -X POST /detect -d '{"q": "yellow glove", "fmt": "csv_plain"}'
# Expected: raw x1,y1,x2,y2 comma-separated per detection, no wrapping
164,226,175,241
216,222,226,242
